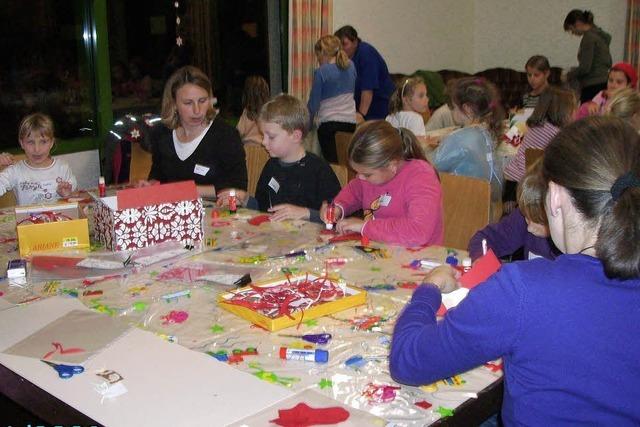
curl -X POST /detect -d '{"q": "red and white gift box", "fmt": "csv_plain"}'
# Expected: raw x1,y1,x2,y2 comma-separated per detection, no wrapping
93,181,204,251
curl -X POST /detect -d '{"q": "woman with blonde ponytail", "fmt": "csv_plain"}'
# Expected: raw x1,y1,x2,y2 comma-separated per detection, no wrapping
308,35,357,163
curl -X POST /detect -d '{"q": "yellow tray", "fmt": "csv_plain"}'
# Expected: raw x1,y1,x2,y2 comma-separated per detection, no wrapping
218,274,367,331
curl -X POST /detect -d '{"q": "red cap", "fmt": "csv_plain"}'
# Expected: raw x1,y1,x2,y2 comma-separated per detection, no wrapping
611,62,638,89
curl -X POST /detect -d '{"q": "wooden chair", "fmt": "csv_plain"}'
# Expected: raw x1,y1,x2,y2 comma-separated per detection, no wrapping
0,153,26,208
335,131,355,181
525,148,544,172
129,142,153,183
244,143,270,196
329,163,349,188
440,172,491,250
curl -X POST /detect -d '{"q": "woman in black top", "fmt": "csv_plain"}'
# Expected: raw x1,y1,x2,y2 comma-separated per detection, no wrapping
140,66,247,197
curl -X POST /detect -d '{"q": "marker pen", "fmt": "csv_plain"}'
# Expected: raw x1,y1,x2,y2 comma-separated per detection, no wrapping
279,347,328,363
325,203,335,230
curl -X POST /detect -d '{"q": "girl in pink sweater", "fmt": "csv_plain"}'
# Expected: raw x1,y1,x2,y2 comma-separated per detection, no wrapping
321,120,443,247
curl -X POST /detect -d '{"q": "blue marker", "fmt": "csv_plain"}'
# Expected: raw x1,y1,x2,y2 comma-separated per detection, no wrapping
279,347,328,363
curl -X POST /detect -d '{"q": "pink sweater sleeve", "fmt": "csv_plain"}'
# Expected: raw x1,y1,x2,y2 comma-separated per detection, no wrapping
333,178,364,218
362,164,443,247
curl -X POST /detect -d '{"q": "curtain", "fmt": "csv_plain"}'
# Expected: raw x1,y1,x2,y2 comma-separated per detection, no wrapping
625,0,640,80
288,0,332,101
186,0,214,82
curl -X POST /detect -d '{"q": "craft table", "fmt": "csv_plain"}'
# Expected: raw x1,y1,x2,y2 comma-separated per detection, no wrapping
0,207,503,426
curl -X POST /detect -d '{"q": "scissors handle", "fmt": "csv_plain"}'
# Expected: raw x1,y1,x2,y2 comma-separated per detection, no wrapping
56,364,84,379
304,333,332,344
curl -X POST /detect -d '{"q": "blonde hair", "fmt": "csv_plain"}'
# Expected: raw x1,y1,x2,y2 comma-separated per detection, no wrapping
607,88,640,129
19,113,55,141
259,94,309,137
517,159,547,224
161,66,215,129
314,35,350,70
388,77,425,114
348,120,427,169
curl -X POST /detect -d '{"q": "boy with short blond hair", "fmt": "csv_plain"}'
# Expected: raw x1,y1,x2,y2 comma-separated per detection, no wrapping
219,94,341,222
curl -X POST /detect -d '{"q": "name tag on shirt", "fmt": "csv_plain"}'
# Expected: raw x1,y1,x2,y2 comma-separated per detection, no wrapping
379,193,392,207
194,164,210,176
268,177,280,193
528,251,542,260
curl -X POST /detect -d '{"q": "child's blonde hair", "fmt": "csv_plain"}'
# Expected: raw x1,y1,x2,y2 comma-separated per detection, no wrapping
161,66,216,129
388,77,425,114
19,113,55,141
314,35,350,70
451,77,505,139
348,120,427,169
517,159,547,225
242,75,270,121
607,88,640,128
259,94,309,137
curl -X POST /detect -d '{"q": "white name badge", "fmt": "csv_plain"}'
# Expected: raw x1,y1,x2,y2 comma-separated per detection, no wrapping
268,177,280,193
194,164,210,176
380,194,392,206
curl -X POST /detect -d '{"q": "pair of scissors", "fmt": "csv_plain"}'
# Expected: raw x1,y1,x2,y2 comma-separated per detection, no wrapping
279,333,332,344
41,360,84,379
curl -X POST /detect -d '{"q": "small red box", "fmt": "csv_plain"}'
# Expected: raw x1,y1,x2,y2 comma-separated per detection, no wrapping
93,181,204,251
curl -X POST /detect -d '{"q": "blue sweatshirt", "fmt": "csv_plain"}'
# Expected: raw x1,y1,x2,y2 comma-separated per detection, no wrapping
390,255,640,426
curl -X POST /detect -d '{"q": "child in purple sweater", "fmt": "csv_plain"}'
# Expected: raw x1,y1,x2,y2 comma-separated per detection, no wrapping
468,160,559,261
320,121,443,247
390,117,640,425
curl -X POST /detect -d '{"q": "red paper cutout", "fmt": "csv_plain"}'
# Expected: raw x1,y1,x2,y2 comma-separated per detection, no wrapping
269,402,349,426
42,342,85,360
415,400,433,409
31,256,82,271
248,214,271,226
459,249,501,289
161,310,189,325
328,232,362,243
485,361,503,372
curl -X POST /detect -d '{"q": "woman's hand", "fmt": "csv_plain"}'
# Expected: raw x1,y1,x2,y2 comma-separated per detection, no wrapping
268,204,309,221
135,179,160,188
0,152,15,167
216,188,248,207
56,181,73,198
336,217,364,234
424,265,459,294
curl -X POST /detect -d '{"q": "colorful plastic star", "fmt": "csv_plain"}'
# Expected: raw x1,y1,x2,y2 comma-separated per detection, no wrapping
210,324,224,333
302,319,318,327
318,378,333,389
370,266,381,272
132,301,148,312
436,406,455,418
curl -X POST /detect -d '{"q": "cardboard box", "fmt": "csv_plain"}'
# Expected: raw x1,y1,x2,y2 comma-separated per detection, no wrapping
218,274,367,331
16,202,89,257
93,181,204,251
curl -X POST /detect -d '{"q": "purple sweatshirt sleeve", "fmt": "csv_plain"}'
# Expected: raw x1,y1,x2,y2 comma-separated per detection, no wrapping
468,209,529,260
389,267,524,386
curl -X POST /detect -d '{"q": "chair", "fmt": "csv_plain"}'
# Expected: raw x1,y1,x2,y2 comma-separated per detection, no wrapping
0,153,26,208
244,143,270,196
525,148,544,172
440,172,491,250
129,141,153,183
335,131,355,181
329,163,349,188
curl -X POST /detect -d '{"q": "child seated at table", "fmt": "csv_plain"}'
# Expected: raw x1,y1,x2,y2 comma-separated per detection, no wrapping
218,94,341,222
385,76,429,145
522,55,551,109
575,62,637,120
468,160,559,261
320,121,443,247
0,113,76,205
237,75,270,146
432,77,504,208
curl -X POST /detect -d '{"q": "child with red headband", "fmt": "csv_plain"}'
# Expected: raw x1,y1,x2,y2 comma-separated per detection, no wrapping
576,62,637,120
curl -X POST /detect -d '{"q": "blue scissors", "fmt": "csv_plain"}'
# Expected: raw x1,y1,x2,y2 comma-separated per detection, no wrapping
41,360,84,379
279,333,332,344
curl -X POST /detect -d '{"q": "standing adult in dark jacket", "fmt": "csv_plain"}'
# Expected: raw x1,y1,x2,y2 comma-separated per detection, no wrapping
335,25,395,123
140,66,247,197
564,9,612,102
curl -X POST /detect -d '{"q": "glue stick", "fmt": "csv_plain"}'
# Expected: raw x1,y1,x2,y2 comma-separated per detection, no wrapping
98,176,106,197
228,190,237,214
279,347,328,363
325,203,335,230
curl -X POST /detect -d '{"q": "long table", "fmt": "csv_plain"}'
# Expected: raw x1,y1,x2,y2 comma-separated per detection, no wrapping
0,207,503,426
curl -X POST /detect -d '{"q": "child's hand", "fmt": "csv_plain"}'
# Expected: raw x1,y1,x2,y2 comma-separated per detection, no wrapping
135,179,160,187
216,188,248,207
0,152,15,167
268,204,309,221
585,101,599,115
56,181,73,198
424,265,458,294
336,217,364,234
319,201,343,224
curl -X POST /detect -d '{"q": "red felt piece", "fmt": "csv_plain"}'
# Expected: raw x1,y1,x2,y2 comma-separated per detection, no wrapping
459,249,501,289
248,214,271,226
270,402,350,426
328,232,362,243
415,400,433,409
